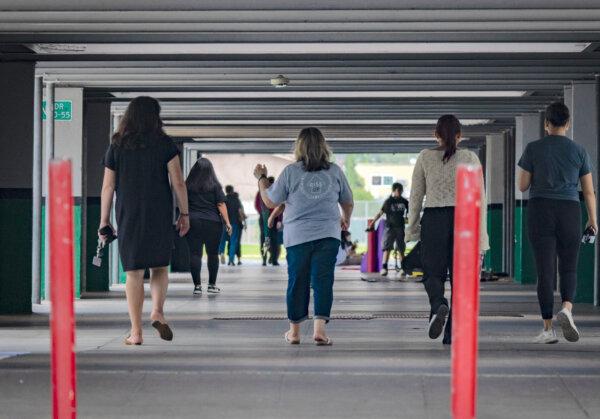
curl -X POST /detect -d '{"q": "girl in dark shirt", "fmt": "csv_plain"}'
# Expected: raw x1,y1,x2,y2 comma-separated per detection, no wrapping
186,158,232,295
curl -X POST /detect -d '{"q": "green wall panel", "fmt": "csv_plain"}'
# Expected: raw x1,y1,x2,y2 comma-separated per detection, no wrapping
41,203,82,299
576,201,595,304
85,200,109,292
514,201,537,284
0,195,32,314
485,205,503,273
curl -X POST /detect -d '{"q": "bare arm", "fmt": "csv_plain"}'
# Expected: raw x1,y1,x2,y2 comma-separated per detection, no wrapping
257,177,278,209
267,204,285,228
99,168,116,233
217,202,232,234
368,210,384,229
340,201,354,231
581,173,598,233
518,169,532,192
167,156,190,236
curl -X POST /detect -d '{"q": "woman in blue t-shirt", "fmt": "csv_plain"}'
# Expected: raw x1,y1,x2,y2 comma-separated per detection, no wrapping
254,127,354,345
518,101,597,344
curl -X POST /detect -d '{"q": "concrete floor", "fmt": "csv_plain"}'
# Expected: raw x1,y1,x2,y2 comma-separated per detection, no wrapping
1,264,600,419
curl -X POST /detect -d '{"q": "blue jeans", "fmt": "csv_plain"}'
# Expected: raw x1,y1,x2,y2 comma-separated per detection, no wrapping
219,224,241,264
286,238,340,323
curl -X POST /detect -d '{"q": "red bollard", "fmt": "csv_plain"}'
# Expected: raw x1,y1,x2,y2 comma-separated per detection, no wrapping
451,164,482,419
366,218,378,273
49,160,77,419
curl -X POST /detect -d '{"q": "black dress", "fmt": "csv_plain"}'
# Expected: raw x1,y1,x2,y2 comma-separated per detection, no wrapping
103,134,179,271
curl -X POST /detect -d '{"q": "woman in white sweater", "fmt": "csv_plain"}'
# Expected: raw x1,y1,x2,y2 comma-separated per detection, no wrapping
406,115,489,345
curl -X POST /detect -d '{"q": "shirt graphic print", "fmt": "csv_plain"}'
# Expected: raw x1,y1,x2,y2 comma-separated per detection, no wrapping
300,171,333,200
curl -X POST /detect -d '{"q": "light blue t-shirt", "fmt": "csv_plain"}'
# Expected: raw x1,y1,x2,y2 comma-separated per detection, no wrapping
267,161,353,248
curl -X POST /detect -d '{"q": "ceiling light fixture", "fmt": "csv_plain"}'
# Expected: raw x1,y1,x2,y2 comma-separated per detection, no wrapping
28,42,592,55
111,91,527,99
164,119,493,126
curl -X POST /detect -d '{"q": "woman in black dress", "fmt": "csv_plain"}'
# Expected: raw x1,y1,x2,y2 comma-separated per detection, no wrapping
99,96,189,346
186,157,232,296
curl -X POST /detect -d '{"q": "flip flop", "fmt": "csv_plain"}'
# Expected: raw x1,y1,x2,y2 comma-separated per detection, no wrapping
284,331,300,345
314,337,333,346
124,335,142,346
152,321,174,341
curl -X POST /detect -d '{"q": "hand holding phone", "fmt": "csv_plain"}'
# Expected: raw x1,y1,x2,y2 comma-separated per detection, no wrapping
582,225,597,244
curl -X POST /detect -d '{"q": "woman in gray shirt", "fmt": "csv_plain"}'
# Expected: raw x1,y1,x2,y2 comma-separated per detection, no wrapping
254,127,354,345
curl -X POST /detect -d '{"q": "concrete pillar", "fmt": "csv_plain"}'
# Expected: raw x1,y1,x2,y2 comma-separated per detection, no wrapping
83,101,111,292
485,134,505,273
513,113,544,284
0,62,35,314
566,82,599,304
41,87,84,299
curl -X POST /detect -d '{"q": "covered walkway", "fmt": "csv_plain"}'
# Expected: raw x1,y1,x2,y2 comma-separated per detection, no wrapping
2,266,600,418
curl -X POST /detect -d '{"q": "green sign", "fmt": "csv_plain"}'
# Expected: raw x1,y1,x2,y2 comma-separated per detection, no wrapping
42,100,72,121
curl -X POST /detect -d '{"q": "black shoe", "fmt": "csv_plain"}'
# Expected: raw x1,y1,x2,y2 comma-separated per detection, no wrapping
193,285,202,296
272,262,280,266
237,260,242,265
442,334,452,345
227,261,235,266
428,304,449,339
262,261,267,266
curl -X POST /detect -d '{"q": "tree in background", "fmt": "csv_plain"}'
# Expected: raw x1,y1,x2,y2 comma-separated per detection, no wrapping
341,154,374,200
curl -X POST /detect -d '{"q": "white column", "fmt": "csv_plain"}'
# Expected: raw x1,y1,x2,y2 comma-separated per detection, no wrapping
514,113,544,199
43,82,55,301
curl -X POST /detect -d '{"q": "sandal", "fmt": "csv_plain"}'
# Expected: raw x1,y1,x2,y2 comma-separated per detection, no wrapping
284,331,300,345
124,335,142,346
152,321,174,341
314,336,333,346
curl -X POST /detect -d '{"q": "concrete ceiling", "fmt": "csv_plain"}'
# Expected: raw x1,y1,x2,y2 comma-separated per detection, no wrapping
2,0,600,140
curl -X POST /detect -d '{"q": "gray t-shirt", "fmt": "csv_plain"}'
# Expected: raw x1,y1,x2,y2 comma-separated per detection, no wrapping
267,161,353,248
518,135,592,202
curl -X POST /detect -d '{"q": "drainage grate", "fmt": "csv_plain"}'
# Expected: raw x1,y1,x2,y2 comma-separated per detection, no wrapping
213,312,523,320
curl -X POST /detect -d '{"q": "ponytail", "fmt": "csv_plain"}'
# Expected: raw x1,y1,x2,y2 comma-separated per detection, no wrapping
435,115,462,163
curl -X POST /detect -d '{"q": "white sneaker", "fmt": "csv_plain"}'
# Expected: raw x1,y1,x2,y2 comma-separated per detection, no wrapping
557,308,580,342
219,254,226,265
380,268,388,276
534,328,559,344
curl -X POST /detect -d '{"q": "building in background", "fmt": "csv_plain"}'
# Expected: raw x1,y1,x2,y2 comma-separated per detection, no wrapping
354,161,416,199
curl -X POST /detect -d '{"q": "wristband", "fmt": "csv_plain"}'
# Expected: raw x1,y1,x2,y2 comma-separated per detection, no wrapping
258,174,267,183
180,213,189,217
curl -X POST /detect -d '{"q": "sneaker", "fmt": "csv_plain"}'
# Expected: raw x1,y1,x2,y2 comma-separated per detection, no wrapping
219,254,226,265
428,304,449,339
193,285,202,296
380,268,388,276
237,260,242,265
534,328,559,344
207,285,221,294
557,308,580,342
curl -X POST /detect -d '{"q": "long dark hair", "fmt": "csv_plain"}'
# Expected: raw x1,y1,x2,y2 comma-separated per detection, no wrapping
294,127,331,172
111,96,166,149
186,157,222,193
435,115,462,163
